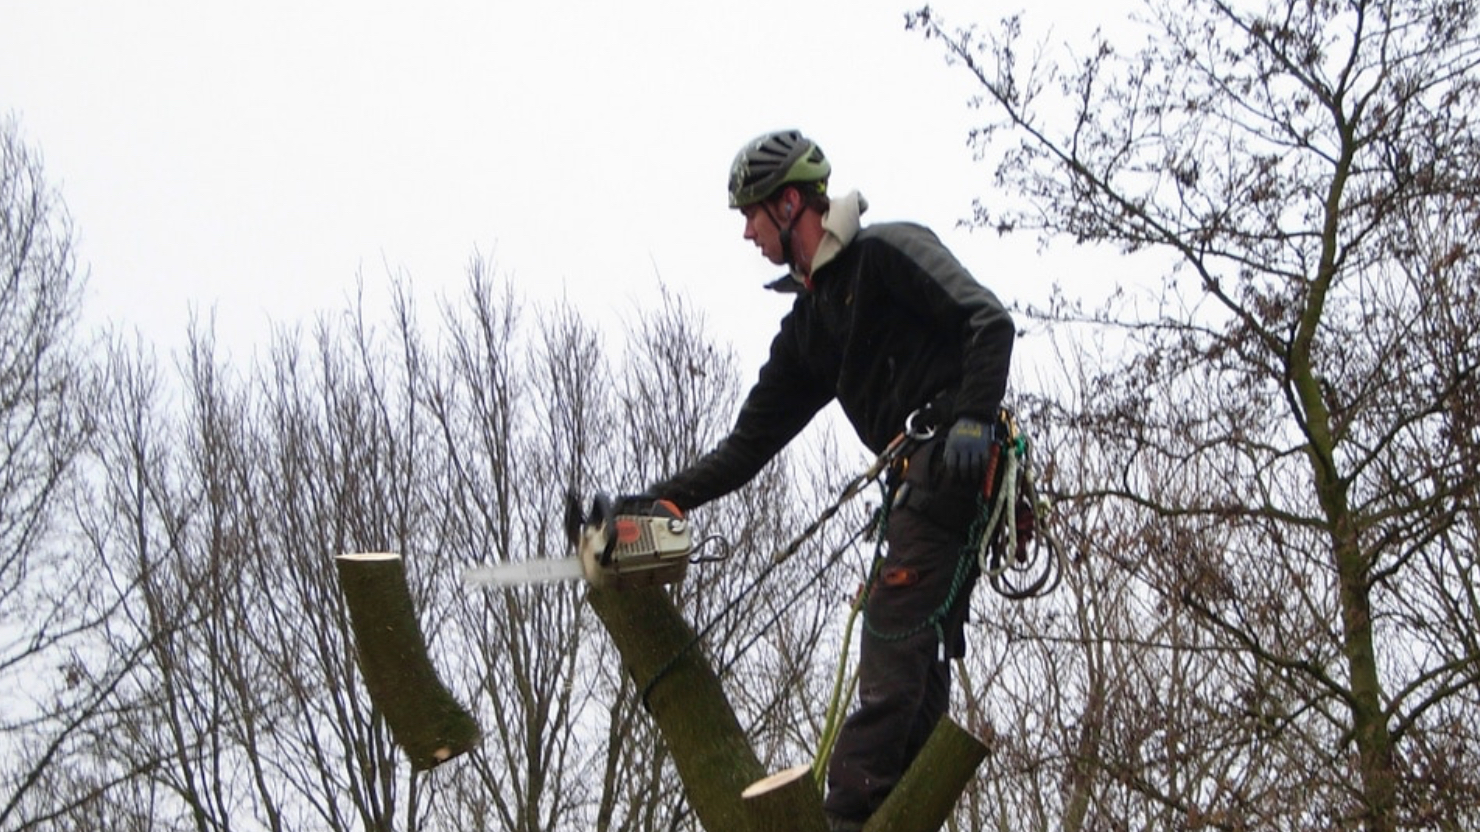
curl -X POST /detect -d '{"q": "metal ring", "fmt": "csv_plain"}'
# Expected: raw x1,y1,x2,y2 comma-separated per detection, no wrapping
904,407,937,441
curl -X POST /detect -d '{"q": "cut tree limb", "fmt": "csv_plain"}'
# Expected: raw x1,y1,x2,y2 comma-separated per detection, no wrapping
741,764,829,832
335,552,480,771
865,717,989,832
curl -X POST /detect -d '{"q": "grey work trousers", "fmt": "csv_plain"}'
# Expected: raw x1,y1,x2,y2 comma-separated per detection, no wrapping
823,440,981,823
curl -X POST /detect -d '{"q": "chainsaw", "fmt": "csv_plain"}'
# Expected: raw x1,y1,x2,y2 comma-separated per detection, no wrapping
463,492,695,589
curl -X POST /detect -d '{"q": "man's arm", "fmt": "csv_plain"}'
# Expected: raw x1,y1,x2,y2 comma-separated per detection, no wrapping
649,314,833,511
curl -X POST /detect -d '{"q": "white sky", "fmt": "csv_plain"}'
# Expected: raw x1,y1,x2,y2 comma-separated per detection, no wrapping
2,0,1138,383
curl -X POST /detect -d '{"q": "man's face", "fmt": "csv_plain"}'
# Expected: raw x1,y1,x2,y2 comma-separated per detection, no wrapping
740,200,787,266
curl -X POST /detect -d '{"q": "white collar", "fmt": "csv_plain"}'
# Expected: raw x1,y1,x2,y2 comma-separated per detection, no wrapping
790,190,868,284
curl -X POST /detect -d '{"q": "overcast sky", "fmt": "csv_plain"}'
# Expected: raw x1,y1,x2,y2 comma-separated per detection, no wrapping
3,0,1137,386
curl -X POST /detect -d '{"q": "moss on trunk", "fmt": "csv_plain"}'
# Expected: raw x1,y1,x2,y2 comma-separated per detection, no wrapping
336,552,480,771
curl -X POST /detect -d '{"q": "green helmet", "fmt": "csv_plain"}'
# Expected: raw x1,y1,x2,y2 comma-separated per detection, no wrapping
727,130,831,208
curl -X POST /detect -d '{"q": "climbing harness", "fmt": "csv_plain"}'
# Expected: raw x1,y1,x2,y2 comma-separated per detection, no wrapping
853,407,1063,644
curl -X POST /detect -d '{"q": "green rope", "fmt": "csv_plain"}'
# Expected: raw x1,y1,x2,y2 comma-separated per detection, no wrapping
858,497,988,653
811,491,888,781
810,512,883,785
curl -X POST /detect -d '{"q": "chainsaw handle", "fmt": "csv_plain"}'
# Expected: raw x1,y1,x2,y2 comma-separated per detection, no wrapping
590,494,619,566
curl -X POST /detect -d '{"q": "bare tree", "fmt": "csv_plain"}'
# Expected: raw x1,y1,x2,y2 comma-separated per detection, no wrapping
0,116,107,832
913,0,1480,828
425,261,604,832
58,283,459,831
0,116,88,616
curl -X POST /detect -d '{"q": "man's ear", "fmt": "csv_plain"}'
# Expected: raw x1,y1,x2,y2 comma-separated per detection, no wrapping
781,186,799,219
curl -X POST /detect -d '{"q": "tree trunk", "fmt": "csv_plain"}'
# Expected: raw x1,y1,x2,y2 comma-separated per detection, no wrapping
587,584,768,832
336,552,481,771
1296,113,1398,832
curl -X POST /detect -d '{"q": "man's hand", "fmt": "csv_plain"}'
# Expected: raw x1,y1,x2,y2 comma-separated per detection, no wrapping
942,416,995,483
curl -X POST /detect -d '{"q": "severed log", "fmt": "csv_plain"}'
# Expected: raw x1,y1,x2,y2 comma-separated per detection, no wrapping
335,552,480,771
741,764,829,832
864,716,988,832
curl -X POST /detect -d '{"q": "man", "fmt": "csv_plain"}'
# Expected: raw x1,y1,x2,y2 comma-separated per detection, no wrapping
646,130,1014,830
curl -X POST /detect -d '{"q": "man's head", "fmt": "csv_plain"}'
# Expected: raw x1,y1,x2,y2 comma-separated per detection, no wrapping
729,130,831,268
727,129,830,209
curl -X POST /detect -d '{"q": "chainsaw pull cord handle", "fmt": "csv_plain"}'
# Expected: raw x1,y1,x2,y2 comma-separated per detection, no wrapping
687,534,733,564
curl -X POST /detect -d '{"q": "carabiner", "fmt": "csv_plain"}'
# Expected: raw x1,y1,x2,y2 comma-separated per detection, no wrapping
904,406,937,442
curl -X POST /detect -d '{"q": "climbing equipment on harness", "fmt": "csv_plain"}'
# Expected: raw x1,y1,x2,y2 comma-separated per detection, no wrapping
846,407,1062,664
971,409,1062,600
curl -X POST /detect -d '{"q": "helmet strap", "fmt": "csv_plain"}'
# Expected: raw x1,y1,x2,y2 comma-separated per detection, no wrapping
763,196,802,271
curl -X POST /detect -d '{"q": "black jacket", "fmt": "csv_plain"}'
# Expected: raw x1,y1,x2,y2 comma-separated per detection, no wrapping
651,220,1014,511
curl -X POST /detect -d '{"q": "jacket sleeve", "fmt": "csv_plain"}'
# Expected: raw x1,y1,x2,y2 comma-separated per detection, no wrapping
648,310,834,511
883,227,1015,421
